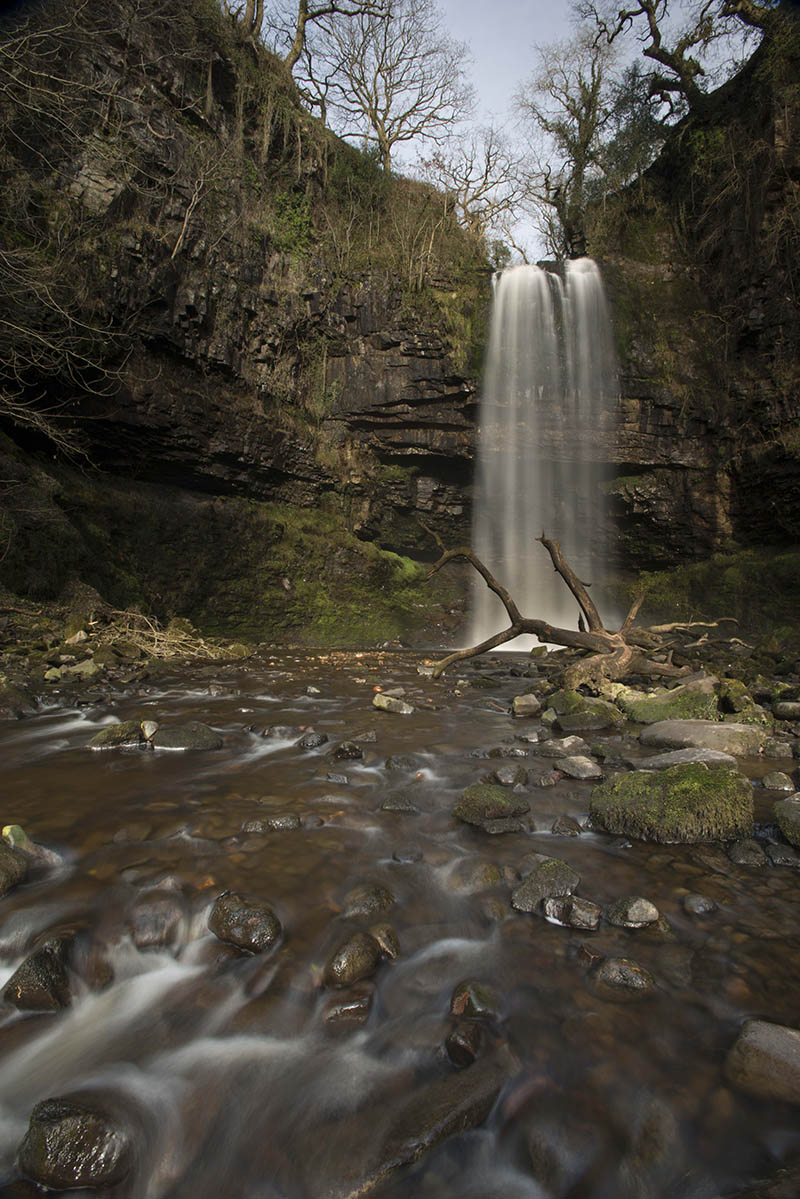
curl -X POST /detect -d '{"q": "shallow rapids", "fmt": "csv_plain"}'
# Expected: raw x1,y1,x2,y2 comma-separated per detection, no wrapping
0,649,799,1197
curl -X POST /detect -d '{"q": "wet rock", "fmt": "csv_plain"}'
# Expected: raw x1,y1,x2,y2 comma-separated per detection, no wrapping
511,854,580,913
2,825,58,869
487,745,528,758
614,680,719,724
128,889,186,951
452,783,529,828
208,891,281,953
530,735,590,758
3,940,71,1012
368,923,400,959
152,721,222,750
481,816,530,834
774,794,800,848
725,1019,800,1104
324,931,381,987
555,755,602,780
490,762,527,786
774,701,800,720
18,1097,131,1189
591,957,656,999
635,747,738,770
323,981,374,1027
380,789,419,813
342,882,395,918
589,763,754,843
373,693,414,715
327,772,349,785
728,838,768,867
683,893,718,916
385,753,421,771
639,720,769,756
263,812,301,831
762,771,795,792
330,740,363,761
528,766,559,788
445,1020,483,1067
511,693,541,717
765,841,800,867
551,815,582,836
445,860,503,893
450,979,501,1020
0,843,27,898
88,719,144,749
298,730,328,749
543,895,601,929
606,896,660,928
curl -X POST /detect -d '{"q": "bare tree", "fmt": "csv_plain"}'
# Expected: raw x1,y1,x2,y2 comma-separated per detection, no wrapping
304,0,474,172
416,125,526,241
516,32,614,257
254,1,390,72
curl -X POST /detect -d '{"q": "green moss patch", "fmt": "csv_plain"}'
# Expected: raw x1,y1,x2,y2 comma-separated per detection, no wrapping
615,687,719,724
589,763,754,844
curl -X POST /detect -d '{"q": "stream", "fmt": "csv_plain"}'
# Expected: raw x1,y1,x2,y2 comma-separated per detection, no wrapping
0,649,799,1198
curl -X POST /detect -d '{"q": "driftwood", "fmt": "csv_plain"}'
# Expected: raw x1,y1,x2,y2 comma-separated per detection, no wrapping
425,531,692,688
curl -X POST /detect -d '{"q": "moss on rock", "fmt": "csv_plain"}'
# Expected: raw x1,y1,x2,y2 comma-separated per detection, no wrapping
589,763,754,843
453,784,530,827
615,686,719,724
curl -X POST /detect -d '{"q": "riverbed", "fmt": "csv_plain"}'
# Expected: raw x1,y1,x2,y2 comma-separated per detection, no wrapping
0,649,798,1197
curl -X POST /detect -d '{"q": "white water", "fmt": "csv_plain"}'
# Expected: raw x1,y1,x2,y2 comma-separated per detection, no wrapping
469,259,619,649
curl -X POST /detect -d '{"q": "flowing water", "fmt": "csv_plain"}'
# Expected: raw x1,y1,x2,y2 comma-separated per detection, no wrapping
470,260,619,648
0,651,799,1198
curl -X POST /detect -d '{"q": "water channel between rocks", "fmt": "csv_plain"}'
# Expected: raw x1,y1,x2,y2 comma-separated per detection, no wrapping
0,649,799,1198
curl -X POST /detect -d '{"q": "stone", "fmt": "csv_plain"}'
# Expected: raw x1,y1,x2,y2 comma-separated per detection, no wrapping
140,720,159,741
546,690,624,730
373,693,414,715
551,815,582,836
635,748,738,770
380,790,419,813
452,783,529,827
324,931,381,987
208,891,281,953
530,735,590,758
555,755,603,780
298,730,328,749
765,841,800,867
543,895,601,929
774,794,800,848
323,982,374,1027
591,957,656,999
774,701,800,720
342,882,395,918
88,719,144,749
18,1098,131,1190
368,923,400,959
327,772,349,785
330,740,363,761
614,680,719,724
128,890,186,951
762,771,795,792
490,762,527,786
151,721,223,750
589,764,754,843
0,843,27,898
728,838,768,867
511,693,541,717
445,1020,483,1068
683,893,718,916
450,979,501,1020
3,940,71,1012
725,1020,800,1104
605,896,660,928
639,720,769,757
384,753,421,771
66,658,101,679
511,854,580,912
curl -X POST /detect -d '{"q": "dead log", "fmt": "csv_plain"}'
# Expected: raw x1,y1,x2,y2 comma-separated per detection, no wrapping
425,532,690,687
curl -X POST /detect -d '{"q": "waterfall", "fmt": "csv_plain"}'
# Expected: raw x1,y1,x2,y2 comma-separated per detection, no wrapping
469,258,618,649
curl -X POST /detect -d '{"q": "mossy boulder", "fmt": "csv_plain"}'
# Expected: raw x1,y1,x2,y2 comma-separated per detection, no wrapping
0,843,27,897
88,720,144,749
774,795,800,848
589,763,754,844
639,720,769,756
511,853,580,912
452,784,530,827
614,684,718,725
548,690,624,730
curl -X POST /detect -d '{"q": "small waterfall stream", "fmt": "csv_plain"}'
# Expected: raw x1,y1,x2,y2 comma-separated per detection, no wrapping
470,259,619,647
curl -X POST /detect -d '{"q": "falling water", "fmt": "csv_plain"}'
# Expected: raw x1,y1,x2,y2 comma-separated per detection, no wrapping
469,258,619,648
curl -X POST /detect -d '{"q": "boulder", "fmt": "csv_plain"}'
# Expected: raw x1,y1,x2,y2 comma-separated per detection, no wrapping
208,891,281,953
88,719,144,749
543,895,601,929
530,736,590,758
0,843,27,898
511,693,542,718
639,720,769,757
18,1097,131,1190
152,721,222,750
728,838,768,867
452,784,529,828
614,680,719,725
774,795,800,848
3,940,72,1012
373,693,414,715
606,896,660,928
511,854,580,912
635,748,738,770
725,1020,800,1104
555,755,602,780
546,690,624,731
589,763,754,843
324,931,381,987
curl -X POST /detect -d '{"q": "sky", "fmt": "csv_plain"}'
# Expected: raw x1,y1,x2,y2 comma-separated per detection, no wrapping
437,0,577,125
